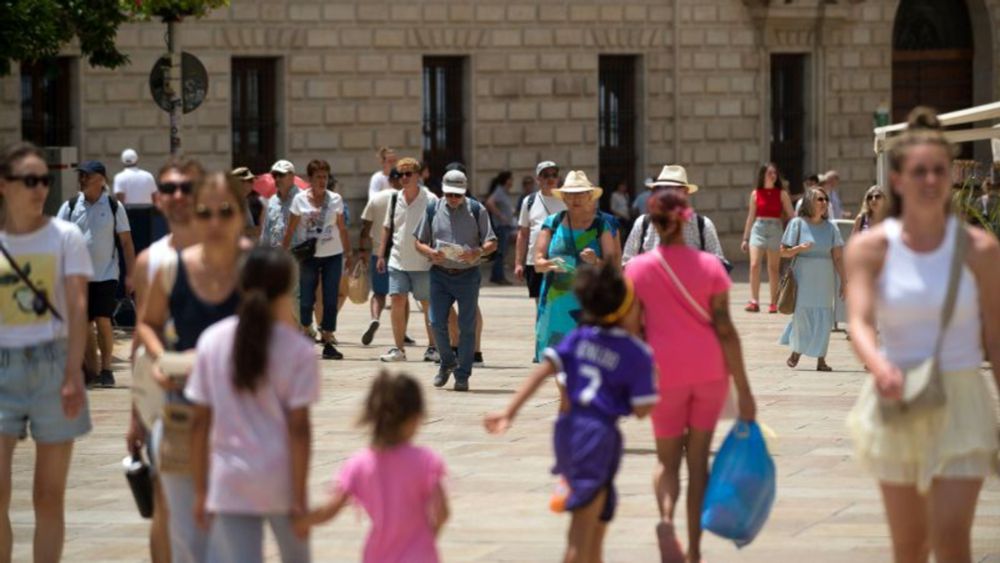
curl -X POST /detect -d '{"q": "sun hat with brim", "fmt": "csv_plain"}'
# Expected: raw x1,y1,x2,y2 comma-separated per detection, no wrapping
230,167,255,181
554,171,603,202
646,165,698,194
442,169,468,195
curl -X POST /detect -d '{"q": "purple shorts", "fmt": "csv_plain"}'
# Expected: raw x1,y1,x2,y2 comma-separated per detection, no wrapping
552,411,623,522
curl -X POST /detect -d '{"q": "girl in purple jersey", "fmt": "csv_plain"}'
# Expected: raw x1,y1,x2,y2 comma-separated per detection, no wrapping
485,262,658,563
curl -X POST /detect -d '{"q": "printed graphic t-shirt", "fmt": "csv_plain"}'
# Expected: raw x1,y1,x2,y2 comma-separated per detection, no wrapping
0,219,94,347
289,190,345,257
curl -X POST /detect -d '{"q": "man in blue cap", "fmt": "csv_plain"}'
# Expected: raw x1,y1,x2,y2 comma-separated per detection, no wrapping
57,160,136,387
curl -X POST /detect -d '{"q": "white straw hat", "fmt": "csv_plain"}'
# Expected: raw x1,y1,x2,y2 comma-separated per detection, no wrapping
554,171,603,202
646,165,699,194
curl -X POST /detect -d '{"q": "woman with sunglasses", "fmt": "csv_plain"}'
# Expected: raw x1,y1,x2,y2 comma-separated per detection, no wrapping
0,142,93,562
851,185,886,236
136,173,246,563
846,108,1000,562
779,187,845,371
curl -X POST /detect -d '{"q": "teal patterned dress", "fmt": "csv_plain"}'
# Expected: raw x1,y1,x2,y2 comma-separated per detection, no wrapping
535,212,612,359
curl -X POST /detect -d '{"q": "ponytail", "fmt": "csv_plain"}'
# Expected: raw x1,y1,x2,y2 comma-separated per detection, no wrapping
360,370,425,448
233,289,272,392
232,246,295,393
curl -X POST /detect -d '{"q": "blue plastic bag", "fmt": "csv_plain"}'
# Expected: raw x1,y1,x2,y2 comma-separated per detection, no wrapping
701,421,776,548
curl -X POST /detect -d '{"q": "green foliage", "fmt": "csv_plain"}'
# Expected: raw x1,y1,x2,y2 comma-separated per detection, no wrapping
126,0,229,22
953,178,1000,237
0,0,229,76
0,0,129,75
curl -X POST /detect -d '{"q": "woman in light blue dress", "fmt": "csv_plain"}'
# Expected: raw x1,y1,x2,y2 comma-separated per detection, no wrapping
780,187,845,371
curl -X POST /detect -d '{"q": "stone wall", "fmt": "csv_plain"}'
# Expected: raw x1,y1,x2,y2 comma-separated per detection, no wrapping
1,0,996,255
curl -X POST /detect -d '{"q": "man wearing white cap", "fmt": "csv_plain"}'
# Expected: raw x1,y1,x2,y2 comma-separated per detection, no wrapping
260,159,301,248
514,160,566,305
414,170,497,391
113,148,157,205
622,165,729,269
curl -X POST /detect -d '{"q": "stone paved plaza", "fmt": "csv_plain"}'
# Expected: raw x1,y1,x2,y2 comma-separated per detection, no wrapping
8,273,1000,562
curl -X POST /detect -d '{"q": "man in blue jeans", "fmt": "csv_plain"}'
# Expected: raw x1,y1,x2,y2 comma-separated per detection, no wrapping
414,170,496,391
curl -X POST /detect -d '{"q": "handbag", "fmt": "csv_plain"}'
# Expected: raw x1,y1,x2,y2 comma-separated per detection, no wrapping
776,221,800,315
131,252,179,429
123,454,154,518
347,259,370,304
158,403,195,475
878,222,968,422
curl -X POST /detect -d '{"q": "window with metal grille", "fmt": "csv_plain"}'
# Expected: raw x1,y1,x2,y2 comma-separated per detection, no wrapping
231,58,277,174
422,57,465,182
20,58,73,147
599,56,637,209
770,54,807,195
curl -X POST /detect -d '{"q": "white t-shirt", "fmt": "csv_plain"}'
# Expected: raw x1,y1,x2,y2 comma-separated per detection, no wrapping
0,219,94,347
290,190,345,257
383,188,436,271
361,188,396,251
517,191,566,266
368,171,391,201
113,167,158,205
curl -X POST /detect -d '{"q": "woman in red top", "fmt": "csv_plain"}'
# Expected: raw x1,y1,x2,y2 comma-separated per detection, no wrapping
740,163,795,313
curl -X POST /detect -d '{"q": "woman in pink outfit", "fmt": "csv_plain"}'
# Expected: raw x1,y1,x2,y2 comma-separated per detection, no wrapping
297,371,449,563
625,185,756,563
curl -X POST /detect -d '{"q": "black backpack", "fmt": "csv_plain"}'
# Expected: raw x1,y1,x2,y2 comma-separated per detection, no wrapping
638,213,733,273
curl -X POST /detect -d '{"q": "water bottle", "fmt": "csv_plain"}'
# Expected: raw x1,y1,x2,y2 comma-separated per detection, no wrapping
123,454,154,518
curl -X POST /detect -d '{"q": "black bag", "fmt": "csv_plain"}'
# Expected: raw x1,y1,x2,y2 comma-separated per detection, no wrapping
290,238,317,261
123,454,154,519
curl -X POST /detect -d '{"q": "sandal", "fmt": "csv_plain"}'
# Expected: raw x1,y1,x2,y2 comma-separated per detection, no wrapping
768,303,778,314
786,353,800,368
656,521,686,563
816,361,833,372
744,301,760,313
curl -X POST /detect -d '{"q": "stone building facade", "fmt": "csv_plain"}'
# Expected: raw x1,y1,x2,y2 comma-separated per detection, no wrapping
2,0,997,254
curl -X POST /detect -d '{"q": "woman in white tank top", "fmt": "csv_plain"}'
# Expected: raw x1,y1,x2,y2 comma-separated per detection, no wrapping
845,107,1000,562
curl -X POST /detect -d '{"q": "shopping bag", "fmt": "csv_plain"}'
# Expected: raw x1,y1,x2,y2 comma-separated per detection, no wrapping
347,259,370,304
701,420,776,548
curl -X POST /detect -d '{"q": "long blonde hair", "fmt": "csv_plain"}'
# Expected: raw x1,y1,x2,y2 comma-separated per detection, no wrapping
857,185,885,220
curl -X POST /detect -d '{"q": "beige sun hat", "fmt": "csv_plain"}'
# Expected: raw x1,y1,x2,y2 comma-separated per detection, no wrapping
554,171,603,202
646,165,699,194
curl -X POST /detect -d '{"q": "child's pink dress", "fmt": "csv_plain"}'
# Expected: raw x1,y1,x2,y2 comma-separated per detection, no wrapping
336,444,446,563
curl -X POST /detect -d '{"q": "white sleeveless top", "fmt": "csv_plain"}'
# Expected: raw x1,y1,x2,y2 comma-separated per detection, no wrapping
146,234,173,282
877,216,982,372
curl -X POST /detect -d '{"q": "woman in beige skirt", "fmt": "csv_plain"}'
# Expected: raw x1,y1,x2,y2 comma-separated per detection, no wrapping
845,106,1000,562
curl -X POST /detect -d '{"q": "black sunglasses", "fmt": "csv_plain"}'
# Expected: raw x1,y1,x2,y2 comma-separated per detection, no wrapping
194,203,237,221
400,171,416,178
271,172,287,178
540,172,559,179
5,173,52,189
867,193,884,201
816,197,829,202
158,181,194,195
444,193,464,199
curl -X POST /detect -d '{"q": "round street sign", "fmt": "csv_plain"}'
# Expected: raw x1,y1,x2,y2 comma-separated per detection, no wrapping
149,52,209,114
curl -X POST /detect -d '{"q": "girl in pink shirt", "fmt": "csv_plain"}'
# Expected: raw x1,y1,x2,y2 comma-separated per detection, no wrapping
625,187,756,563
297,371,449,563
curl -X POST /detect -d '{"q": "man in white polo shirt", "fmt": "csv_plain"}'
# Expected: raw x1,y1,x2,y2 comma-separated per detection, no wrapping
113,148,157,205
514,160,566,306
376,157,437,363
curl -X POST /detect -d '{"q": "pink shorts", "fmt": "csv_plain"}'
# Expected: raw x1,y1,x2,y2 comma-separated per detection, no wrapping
651,379,729,438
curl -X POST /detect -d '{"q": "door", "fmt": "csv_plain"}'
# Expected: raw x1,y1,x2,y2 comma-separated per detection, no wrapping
770,54,807,195
422,57,466,181
599,56,638,210
231,58,277,174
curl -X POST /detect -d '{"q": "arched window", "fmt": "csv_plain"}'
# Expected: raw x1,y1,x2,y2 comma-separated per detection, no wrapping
892,0,973,122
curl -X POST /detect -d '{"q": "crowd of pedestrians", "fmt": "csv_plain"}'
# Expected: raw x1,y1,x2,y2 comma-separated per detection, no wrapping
1,102,999,563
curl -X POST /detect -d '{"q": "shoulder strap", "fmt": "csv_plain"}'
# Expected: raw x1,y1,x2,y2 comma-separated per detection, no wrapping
697,214,706,250
66,195,77,216
934,219,969,357
159,249,179,295
654,250,712,325
526,192,537,215
469,199,484,245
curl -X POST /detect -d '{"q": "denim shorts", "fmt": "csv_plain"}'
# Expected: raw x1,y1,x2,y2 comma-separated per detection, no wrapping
388,268,430,302
370,254,389,297
749,218,783,251
0,340,92,443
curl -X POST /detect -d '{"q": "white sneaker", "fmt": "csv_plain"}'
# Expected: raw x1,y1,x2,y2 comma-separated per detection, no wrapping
423,347,440,363
379,347,407,362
